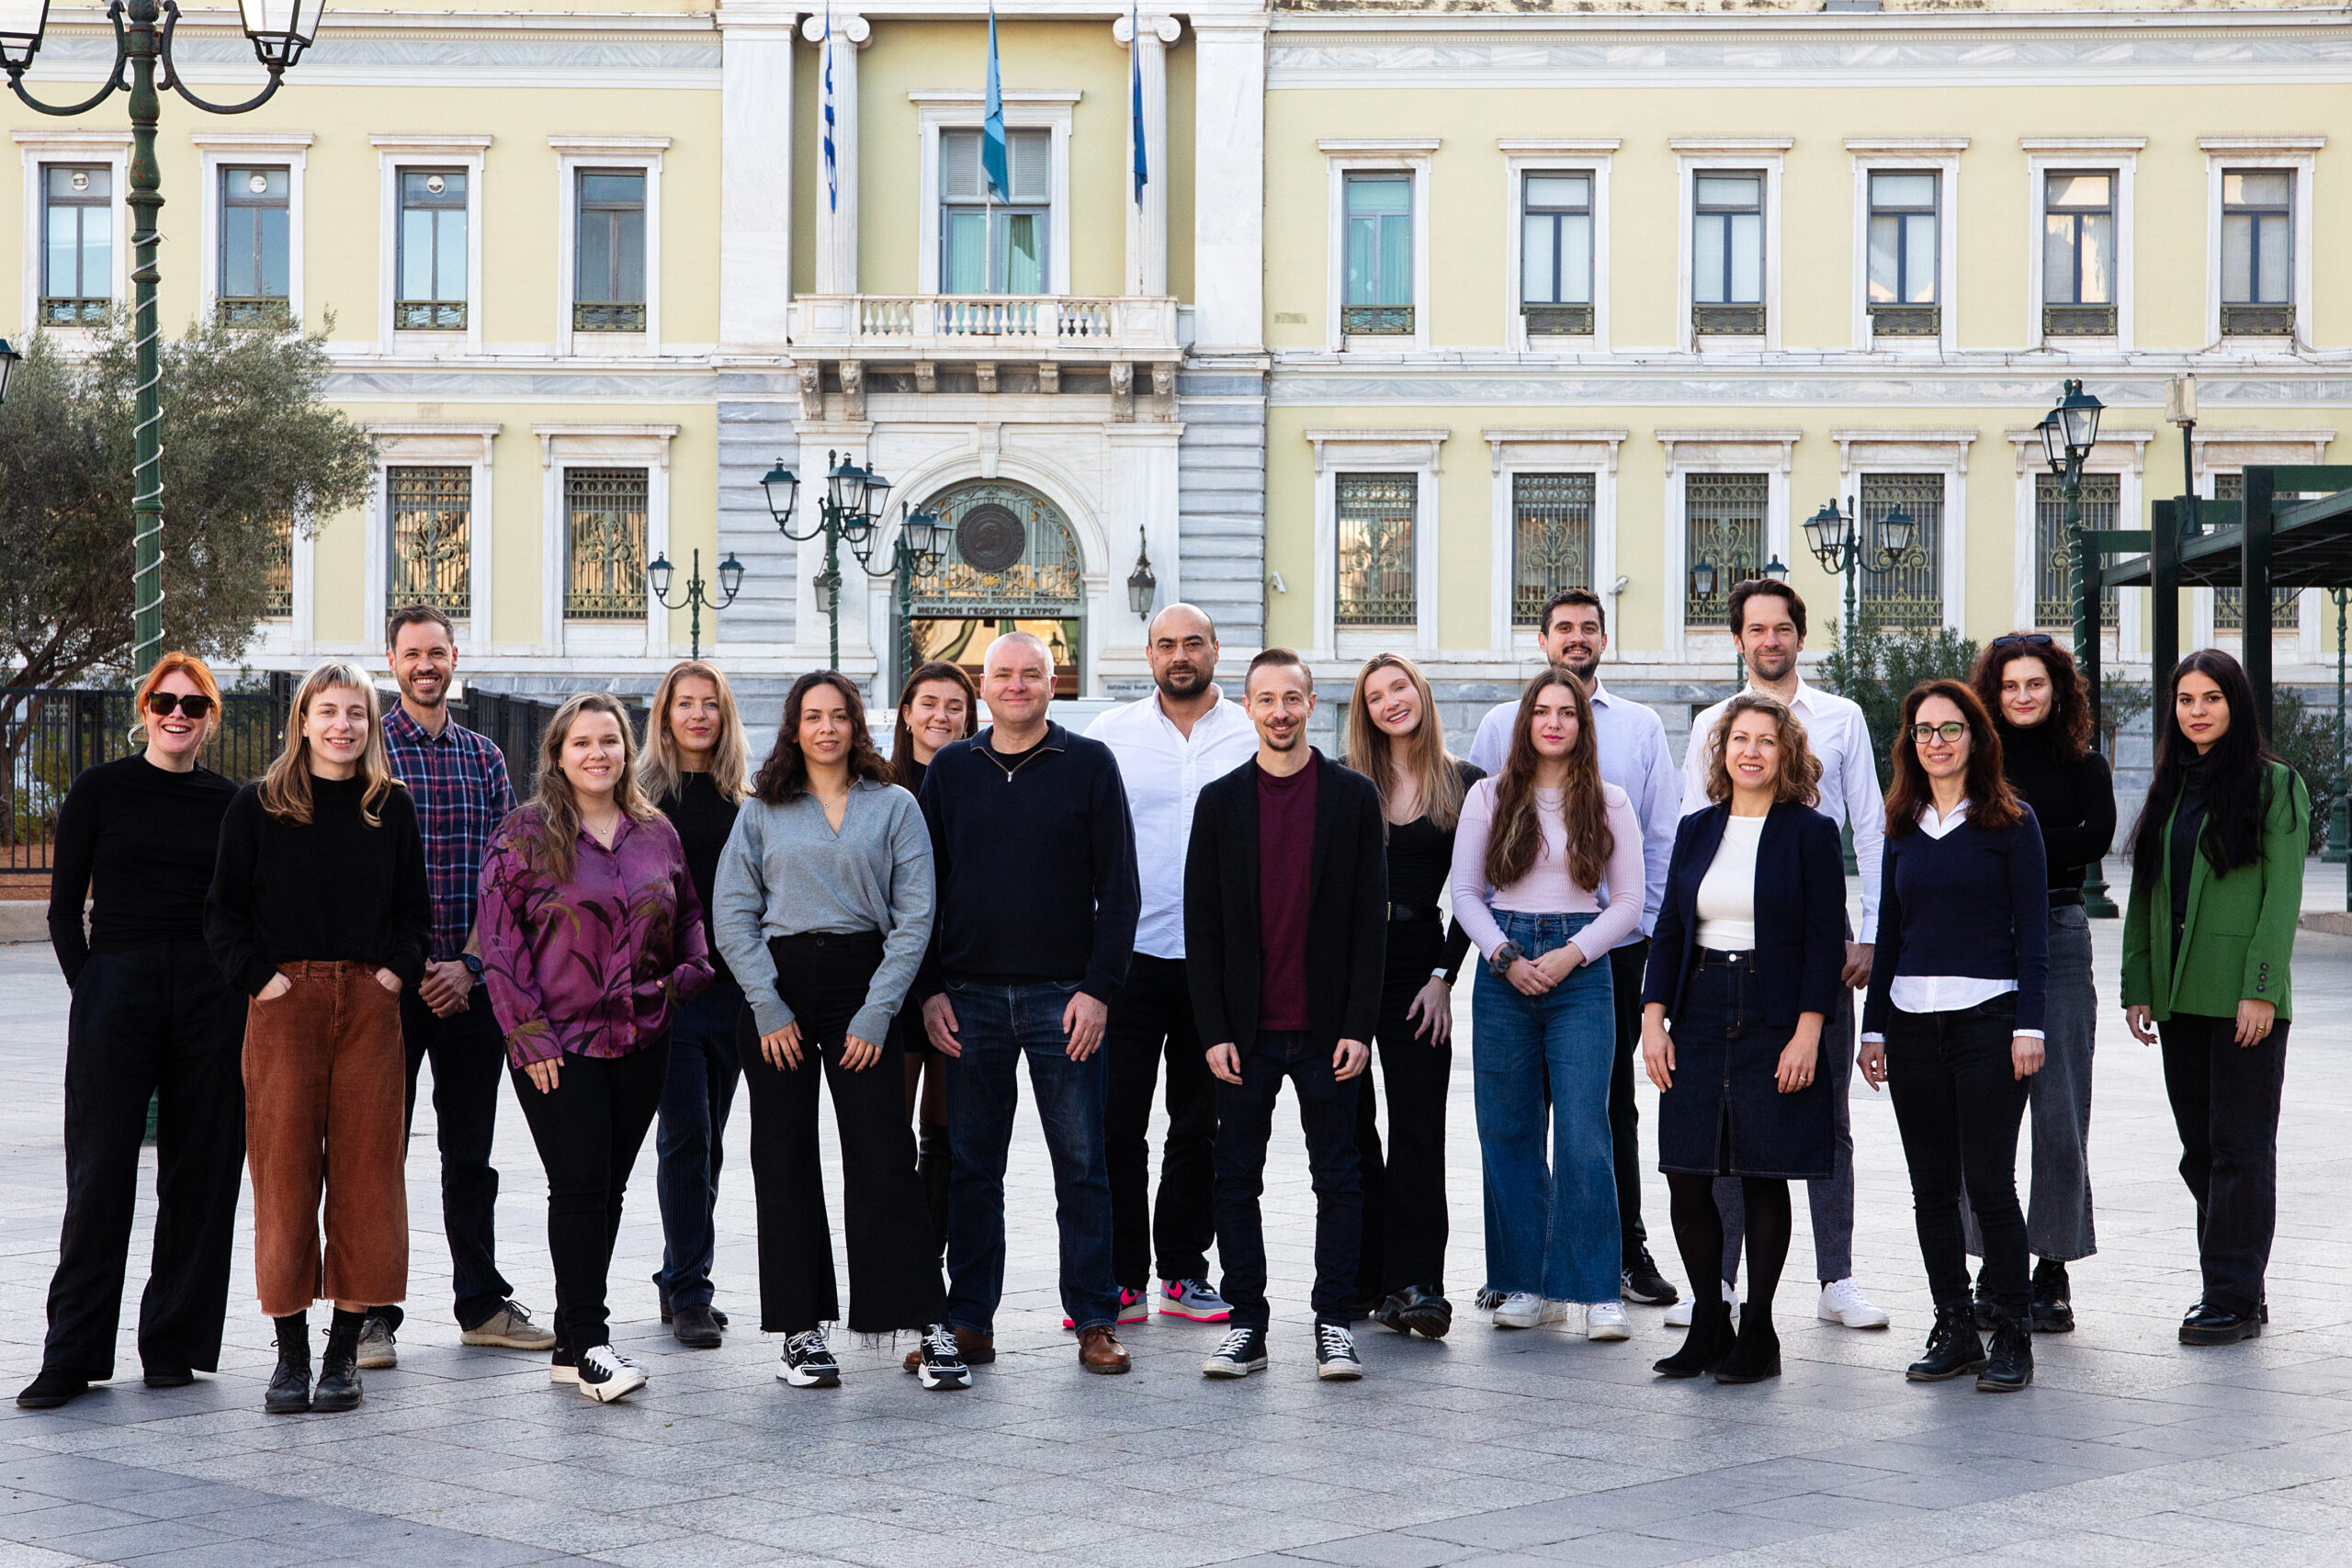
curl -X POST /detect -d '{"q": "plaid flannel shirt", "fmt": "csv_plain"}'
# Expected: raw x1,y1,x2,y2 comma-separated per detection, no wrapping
383,705,517,962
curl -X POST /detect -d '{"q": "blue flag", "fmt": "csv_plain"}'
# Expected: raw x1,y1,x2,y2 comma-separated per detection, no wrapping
821,5,837,213
982,4,1009,202
1129,1,1148,206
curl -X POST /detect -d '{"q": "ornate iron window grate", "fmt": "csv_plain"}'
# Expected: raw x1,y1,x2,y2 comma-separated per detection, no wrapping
2211,473,2299,630
1336,474,1418,627
389,468,473,619
2034,472,2119,627
1857,473,1944,631
263,513,294,618
1868,303,1939,337
1521,303,1593,336
565,468,648,621
2043,303,2116,337
1341,304,1414,336
1684,473,1768,627
1512,473,1594,626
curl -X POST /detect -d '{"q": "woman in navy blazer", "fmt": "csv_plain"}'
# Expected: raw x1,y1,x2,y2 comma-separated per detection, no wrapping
1641,692,1846,1383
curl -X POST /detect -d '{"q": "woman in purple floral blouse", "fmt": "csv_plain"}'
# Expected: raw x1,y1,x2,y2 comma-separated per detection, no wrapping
480,692,712,1404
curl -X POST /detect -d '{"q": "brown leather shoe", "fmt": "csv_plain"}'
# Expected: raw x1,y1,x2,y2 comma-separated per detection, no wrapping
901,1326,994,1372
1078,1325,1132,1374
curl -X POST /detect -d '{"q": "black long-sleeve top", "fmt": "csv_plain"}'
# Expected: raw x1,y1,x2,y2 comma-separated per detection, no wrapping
46,754,239,987
1995,718,2116,903
659,770,741,992
204,774,432,998
1382,759,1484,985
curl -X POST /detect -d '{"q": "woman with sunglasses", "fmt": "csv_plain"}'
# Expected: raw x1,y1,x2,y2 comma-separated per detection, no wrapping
19,658,247,1411
1860,681,2046,1393
1965,633,2113,1334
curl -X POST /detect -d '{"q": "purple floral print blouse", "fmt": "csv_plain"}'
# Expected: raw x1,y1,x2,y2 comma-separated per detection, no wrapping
479,806,713,1066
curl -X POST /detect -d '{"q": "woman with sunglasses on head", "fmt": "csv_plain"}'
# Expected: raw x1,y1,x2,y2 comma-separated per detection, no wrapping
1860,680,2047,1393
206,662,431,1416
18,658,248,1411
1964,633,2114,1334
2123,649,2307,1346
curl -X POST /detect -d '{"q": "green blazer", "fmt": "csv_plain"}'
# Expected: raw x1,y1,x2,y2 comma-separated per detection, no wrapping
2122,760,2308,1022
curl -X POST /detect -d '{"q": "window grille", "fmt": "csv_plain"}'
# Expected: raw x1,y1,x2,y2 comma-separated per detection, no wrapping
1857,473,1944,631
2034,471,2119,626
1335,473,1418,626
1512,473,1594,626
1684,473,1768,627
565,468,649,620
2211,474,2299,630
388,468,472,619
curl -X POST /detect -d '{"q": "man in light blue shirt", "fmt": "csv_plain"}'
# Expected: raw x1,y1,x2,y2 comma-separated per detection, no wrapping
1467,587,1683,1308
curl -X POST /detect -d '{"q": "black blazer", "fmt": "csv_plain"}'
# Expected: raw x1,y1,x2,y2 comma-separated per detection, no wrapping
1642,799,1845,1028
1184,750,1388,1058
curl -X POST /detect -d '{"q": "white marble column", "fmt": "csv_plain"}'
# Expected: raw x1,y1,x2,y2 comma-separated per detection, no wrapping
718,5,797,347
1189,17,1265,350
1114,13,1180,299
801,10,870,297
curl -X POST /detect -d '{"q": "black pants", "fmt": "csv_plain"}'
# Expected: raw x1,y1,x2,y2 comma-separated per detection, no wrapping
2158,1012,2288,1316
374,987,512,1333
1214,1032,1363,1332
1607,940,1652,1257
1355,922,1452,1299
652,976,744,1311
40,941,246,1382
1885,998,2031,1316
509,1040,670,1355
1104,953,1216,1291
741,933,943,1336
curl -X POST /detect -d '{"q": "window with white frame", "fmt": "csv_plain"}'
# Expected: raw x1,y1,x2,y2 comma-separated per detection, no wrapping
2033,471,2119,626
1512,473,1594,624
565,468,650,621
397,170,468,331
1691,173,1765,335
2221,171,2293,337
574,171,647,333
939,128,1050,294
217,166,289,326
40,164,111,325
1335,473,1417,626
2042,172,2117,337
1856,472,1944,630
1343,173,1414,337
1521,173,1592,336
1684,473,1769,624
388,468,473,619
1867,171,1939,336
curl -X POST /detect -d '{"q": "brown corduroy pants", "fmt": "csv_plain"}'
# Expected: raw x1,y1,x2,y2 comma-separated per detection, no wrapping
243,962,410,1316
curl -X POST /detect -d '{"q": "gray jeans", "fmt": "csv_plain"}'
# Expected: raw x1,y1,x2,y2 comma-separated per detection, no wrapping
1716,983,1856,1287
1962,903,2098,1264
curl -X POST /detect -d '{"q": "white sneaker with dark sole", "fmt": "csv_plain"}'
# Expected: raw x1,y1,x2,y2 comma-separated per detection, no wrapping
777,1329,842,1388
1202,1326,1268,1378
914,1325,970,1391
574,1345,646,1404
1314,1323,1364,1381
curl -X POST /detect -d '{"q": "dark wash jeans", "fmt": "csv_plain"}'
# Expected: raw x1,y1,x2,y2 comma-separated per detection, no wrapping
1216,1031,1363,1332
1885,996,2032,1316
2158,1012,2289,1317
652,975,744,1312
1104,953,1217,1291
374,984,514,1333
940,978,1120,1336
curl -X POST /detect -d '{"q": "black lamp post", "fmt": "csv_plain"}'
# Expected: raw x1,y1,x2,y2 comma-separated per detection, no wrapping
1126,529,1157,621
2040,377,2113,915
1804,495,1928,673
5,0,326,675
764,449,922,674
1691,554,1788,686
2324,586,2349,879
647,548,743,663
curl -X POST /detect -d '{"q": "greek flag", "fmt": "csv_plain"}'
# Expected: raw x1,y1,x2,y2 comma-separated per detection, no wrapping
982,3,1009,202
1129,1,1148,206
821,5,837,213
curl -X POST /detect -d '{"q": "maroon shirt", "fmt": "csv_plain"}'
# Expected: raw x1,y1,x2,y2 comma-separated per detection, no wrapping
1256,760,1317,1030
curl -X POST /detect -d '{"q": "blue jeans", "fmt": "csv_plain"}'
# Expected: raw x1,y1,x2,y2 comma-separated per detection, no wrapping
651,977,743,1310
1472,911,1620,1303
941,979,1120,1336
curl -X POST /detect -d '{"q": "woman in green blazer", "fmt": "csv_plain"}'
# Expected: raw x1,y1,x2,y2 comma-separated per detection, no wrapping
2122,649,2307,1347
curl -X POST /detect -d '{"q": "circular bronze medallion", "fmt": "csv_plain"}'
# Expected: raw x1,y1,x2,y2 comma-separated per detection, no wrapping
956,503,1027,572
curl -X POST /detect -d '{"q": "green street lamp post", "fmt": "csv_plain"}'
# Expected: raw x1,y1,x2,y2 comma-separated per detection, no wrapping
1803,493,1928,676
4,0,327,676
2039,378,2117,917
2324,588,2350,886
762,452,947,685
646,548,744,663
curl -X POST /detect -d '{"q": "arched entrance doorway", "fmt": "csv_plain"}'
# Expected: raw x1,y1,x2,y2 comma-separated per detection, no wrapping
902,480,1086,700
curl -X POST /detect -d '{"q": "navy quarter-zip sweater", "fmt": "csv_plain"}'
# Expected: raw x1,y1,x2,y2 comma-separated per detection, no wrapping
917,720,1141,1002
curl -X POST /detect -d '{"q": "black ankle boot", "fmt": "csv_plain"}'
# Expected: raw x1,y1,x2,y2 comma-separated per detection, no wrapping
2030,1258,2075,1333
266,1314,312,1415
312,1310,365,1413
918,1120,951,1253
1906,1303,1987,1382
1714,1306,1781,1384
1978,1312,2033,1392
1652,1300,1736,1378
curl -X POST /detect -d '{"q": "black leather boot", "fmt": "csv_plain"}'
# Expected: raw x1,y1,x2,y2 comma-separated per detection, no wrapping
1653,1300,1736,1378
1714,1305,1781,1384
1374,1285,1453,1340
2030,1259,2075,1333
312,1309,365,1413
1978,1312,2033,1392
266,1313,311,1415
1905,1303,1987,1382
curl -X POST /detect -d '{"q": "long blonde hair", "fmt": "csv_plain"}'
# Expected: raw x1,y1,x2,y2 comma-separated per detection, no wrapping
639,660,750,806
1484,671,1613,891
524,692,658,885
1345,653,1465,832
259,661,400,827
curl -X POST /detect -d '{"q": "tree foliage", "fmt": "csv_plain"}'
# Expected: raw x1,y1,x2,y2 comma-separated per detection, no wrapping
2268,686,2340,854
1818,618,1983,789
0,317,374,691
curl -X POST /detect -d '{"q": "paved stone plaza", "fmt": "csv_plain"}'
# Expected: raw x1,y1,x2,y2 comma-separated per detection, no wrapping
0,893,2350,1567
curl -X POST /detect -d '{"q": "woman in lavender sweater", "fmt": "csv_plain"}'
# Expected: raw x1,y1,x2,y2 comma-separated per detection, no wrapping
481,693,712,1404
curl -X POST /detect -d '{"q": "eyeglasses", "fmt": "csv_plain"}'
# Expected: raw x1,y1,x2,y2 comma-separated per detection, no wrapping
1909,721,1969,745
1989,632,2055,650
144,691,216,720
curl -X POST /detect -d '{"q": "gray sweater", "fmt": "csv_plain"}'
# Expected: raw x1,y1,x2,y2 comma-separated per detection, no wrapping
712,779,936,1043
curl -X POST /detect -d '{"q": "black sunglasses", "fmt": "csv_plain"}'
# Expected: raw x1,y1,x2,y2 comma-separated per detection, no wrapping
145,691,216,720
1989,633,2055,650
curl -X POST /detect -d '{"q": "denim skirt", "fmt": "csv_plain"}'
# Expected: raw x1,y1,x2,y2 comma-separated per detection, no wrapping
1657,951,1835,1181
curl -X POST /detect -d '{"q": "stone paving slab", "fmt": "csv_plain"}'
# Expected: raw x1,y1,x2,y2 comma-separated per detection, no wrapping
0,892,2348,1565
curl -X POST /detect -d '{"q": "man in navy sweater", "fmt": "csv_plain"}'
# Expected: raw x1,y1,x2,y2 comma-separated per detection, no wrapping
917,631,1142,1374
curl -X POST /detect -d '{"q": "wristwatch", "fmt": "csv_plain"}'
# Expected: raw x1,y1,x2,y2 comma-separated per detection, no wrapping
1487,942,1524,980
461,953,485,980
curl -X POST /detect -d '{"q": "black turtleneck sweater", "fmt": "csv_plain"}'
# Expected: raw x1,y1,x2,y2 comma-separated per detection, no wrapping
1996,717,2117,903
205,773,431,998
659,769,741,992
47,754,240,987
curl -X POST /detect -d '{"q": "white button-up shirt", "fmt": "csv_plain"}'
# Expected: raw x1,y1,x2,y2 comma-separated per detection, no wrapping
1466,678,1679,943
1860,801,2043,1043
1681,677,1885,944
1087,686,1260,961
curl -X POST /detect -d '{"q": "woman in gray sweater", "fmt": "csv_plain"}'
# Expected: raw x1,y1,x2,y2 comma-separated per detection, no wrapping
711,671,964,1392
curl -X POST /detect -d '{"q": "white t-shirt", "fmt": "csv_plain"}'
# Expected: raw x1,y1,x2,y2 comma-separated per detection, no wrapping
1694,813,1764,952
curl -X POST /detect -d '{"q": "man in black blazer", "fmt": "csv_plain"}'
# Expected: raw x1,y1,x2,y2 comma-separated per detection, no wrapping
1184,649,1387,1382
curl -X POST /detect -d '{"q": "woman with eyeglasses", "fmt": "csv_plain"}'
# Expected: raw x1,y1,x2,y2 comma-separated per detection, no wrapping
1964,633,2114,1335
1860,680,2047,1393
2123,649,2307,1346
18,658,248,1411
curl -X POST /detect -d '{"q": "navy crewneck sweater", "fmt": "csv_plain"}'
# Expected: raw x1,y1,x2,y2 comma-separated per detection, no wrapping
1862,806,2051,1035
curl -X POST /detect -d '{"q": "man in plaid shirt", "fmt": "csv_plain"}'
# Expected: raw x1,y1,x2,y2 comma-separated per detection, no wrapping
358,606,555,1368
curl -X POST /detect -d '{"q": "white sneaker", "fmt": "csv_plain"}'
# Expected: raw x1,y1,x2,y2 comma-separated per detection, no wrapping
1817,1279,1892,1329
1493,1293,1573,1329
573,1344,647,1404
1663,1278,1742,1328
1585,1302,1631,1341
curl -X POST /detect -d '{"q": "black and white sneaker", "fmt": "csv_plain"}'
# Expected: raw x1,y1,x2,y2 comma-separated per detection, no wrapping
916,1325,970,1391
1314,1323,1364,1382
777,1329,841,1388
573,1345,647,1404
1202,1325,1268,1378
1474,1287,1506,1312
1622,1246,1680,1307
548,1347,578,1385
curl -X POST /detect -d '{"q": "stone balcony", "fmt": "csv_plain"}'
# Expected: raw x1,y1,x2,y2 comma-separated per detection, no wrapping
786,294,1184,417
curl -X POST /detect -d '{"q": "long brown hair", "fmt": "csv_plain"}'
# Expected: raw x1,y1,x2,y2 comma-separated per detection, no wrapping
754,671,893,804
639,660,751,807
1970,634,2094,762
259,661,400,827
890,660,978,790
1884,679,2023,837
1345,653,1466,832
1702,691,1821,807
1484,671,1614,890
524,692,657,884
